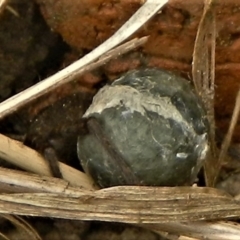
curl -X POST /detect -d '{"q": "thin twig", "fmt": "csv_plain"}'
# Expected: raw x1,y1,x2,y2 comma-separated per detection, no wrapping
0,134,96,189
2,215,41,240
5,5,20,17
0,0,168,119
0,167,240,239
0,167,91,195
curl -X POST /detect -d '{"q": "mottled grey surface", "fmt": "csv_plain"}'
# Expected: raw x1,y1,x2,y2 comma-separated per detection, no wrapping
78,68,209,187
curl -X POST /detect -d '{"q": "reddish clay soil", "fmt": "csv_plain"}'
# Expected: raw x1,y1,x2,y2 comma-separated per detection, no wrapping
36,0,240,142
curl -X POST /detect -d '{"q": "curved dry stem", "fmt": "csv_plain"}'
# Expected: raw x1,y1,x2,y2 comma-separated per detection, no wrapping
0,0,8,14
2,214,41,240
0,0,168,119
0,133,96,189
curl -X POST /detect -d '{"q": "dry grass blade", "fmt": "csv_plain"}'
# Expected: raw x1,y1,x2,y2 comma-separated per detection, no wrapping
192,0,217,187
192,0,215,95
0,0,168,119
0,232,10,240
1,1,239,239
2,214,41,240
0,36,149,188
0,133,96,189
0,186,239,223
0,167,92,195
0,167,240,239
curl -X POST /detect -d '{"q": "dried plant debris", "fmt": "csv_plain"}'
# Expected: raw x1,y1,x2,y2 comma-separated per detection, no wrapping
192,0,217,187
0,37,148,181
192,0,240,189
1,0,240,240
0,0,166,185
0,167,240,239
0,0,165,118
36,0,240,143
10,218,162,240
0,185,240,224
0,136,95,189
0,0,8,14
0,215,41,240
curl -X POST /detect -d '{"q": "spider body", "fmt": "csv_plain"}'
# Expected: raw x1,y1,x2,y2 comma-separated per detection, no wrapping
78,68,209,188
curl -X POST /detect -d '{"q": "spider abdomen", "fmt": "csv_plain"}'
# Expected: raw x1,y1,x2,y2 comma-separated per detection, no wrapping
78,68,209,188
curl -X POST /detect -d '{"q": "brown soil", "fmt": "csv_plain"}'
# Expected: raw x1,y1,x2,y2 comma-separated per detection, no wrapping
36,0,240,142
